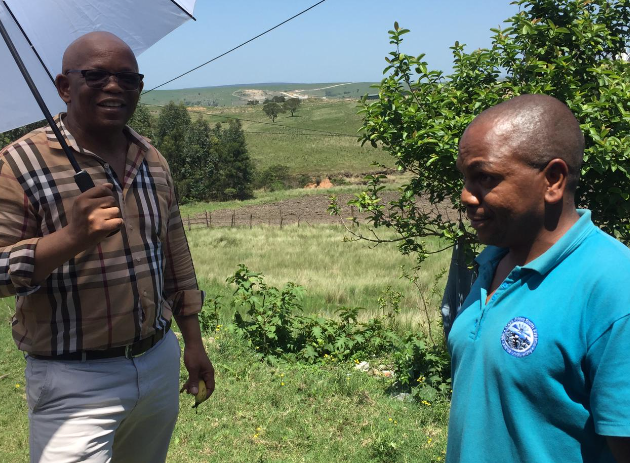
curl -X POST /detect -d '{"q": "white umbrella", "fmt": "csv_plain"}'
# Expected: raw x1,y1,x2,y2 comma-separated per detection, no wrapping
1,0,196,133
0,0,197,189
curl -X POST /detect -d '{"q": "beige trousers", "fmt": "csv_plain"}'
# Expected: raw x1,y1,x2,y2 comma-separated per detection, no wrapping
25,330,181,463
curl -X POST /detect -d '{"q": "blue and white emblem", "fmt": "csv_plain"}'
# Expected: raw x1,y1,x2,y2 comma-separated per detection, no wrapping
501,316,538,358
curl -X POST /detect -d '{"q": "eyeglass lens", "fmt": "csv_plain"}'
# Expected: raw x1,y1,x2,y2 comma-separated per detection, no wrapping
84,71,142,90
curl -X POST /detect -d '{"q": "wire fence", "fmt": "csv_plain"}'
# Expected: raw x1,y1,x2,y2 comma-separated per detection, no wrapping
181,205,366,230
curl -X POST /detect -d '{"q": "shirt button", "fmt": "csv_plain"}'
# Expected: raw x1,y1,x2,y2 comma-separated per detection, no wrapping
143,290,147,296
135,257,141,263
129,225,134,231
104,163,110,170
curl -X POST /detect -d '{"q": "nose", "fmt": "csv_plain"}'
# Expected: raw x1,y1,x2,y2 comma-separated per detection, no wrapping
102,75,124,92
461,180,480,207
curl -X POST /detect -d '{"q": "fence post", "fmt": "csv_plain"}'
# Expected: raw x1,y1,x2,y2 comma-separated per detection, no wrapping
209,211,212,228
205,211,209,228
187,214,191,231
279,207,283,229
231,211,235,228
249,214,253,229
350,205,355,227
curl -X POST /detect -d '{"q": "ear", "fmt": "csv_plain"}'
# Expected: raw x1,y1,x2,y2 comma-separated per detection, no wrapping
543,158,569,204
55,73,71,104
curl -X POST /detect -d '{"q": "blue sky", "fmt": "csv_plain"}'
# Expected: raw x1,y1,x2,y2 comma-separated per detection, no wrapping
138,0,520,90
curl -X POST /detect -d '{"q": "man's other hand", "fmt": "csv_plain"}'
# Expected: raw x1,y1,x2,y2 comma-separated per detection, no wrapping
180,343,215,400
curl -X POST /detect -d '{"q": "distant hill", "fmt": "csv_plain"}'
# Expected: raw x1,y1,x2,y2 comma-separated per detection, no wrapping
169,99,393,177
140,82,377,107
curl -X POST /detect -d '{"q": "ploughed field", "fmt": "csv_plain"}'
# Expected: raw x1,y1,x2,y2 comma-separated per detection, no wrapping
181,191,453,229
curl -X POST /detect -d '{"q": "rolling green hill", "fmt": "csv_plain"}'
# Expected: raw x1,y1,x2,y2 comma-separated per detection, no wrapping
140,82,377,107
146,97,393,177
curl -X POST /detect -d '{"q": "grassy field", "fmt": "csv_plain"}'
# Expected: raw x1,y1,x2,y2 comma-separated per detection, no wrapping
204,100,391,176
140,82,377,107
188,224,450,330
0,299,449,463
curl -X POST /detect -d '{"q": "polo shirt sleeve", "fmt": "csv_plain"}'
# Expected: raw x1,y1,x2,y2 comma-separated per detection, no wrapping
587,314,630,437
0,155,41,296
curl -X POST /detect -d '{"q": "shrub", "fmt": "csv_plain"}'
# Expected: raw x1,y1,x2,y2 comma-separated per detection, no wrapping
335,0,630,271
201,265,452,400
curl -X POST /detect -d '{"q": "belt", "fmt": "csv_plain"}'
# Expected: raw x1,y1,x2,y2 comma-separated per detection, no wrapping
29,321,171,361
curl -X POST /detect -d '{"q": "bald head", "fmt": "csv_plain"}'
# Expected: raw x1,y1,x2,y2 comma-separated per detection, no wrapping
62,31,138,73
466,94,585,192
56,31,142,139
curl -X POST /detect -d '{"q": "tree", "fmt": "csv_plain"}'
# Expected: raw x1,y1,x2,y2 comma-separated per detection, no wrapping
155,101,191,198
283,98,301,116
128,103,153,140
181,117,218,201
332,0,630,267
213,119,254,200
263,100,284,122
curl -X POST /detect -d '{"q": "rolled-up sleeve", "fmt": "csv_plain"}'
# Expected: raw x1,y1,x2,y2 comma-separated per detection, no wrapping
162,174,203,317
0,157,41,296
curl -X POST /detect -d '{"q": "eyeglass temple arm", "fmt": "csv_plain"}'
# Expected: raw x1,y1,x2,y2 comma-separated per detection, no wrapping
0,14,95,192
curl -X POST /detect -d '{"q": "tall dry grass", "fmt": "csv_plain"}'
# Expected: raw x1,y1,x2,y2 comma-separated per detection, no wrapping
187,224,450,329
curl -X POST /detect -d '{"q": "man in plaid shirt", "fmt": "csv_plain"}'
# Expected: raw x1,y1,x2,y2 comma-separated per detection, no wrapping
1,31,214,462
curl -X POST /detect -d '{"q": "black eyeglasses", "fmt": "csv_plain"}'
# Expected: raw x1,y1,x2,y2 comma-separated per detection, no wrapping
65,69,144,91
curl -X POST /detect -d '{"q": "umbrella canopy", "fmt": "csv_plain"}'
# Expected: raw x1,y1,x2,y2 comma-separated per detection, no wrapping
0,0,196,133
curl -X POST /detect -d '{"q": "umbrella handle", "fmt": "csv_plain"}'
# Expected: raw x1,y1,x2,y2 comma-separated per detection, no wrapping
74,170,95,192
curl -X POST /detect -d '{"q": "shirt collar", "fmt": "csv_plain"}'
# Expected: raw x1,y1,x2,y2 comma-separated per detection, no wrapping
46,113,151,154
522,209,594,275
474,245,507,268
474,209,595,276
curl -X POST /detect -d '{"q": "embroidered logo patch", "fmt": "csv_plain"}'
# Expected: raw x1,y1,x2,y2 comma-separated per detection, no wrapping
501,316,538,358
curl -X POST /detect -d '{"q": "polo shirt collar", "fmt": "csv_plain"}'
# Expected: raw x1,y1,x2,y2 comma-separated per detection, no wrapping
523,209,594,275
45,113,151,154
474,209,595,276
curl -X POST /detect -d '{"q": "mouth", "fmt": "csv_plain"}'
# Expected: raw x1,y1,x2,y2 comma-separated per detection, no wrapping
97,100,126,109
467,214,491,229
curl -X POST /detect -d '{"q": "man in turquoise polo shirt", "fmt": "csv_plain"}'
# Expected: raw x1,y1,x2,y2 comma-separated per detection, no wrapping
447,94,630,462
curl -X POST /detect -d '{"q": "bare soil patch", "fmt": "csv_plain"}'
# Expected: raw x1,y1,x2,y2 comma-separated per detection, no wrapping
182,192,451,229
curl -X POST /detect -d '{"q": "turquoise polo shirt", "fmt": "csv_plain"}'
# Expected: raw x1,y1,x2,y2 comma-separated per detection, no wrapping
446,210,630,463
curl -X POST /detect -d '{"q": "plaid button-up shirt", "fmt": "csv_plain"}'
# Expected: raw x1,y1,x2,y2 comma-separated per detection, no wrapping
0,114,203,355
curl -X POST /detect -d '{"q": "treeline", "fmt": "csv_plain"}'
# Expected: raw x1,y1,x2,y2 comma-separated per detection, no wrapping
0,120,47,148
133,102,255,203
